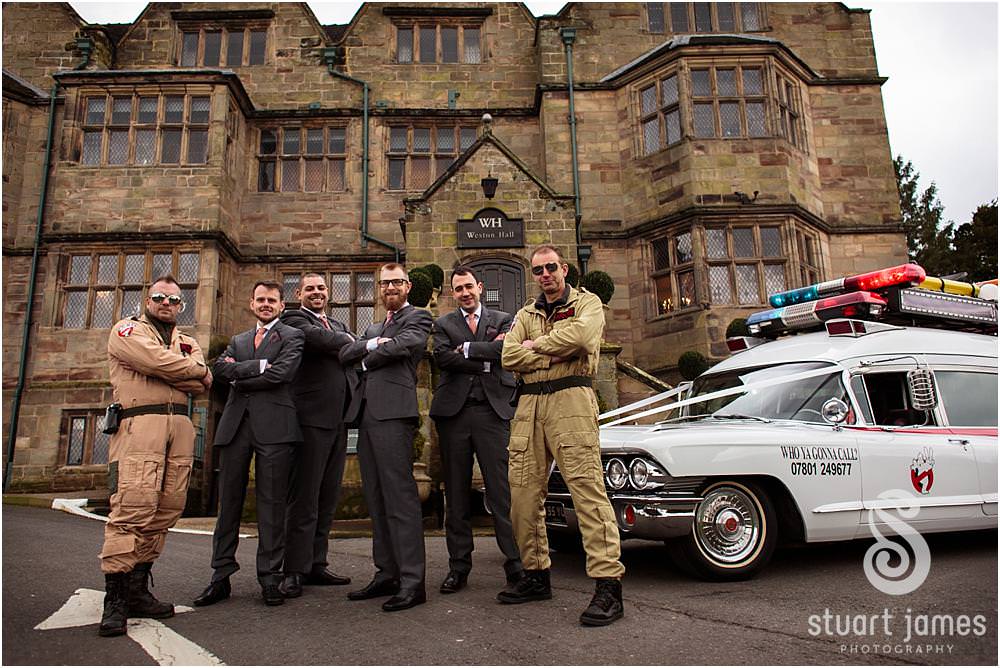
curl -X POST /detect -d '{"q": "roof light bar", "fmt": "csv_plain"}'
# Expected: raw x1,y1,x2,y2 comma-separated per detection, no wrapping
890,288,998,328
769,263,925,308
748,291,887,336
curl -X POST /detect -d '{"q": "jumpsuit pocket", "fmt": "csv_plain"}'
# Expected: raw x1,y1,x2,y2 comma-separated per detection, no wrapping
556,439,602,483
107,461,119,494
100,533,135,559
160,462,192,511
506,435,530,488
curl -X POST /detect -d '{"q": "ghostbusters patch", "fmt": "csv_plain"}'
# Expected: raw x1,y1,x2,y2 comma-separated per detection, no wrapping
180,342,193,355
117,323,135,337
552,307,575,322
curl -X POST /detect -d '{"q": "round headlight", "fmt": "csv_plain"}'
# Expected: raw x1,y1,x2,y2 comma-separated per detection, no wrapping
629,458,650,489
606,458,627,490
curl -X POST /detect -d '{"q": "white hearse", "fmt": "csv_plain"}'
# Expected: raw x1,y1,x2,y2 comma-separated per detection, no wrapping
544,265,998,580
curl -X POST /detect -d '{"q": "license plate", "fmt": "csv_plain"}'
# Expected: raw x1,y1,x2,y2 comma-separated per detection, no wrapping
544,501,566,525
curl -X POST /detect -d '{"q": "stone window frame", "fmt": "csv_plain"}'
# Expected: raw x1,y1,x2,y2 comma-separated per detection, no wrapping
394,22,483,64
79,92,211,167
279,268,379,336
774,68,807,151
649,226,698,317
703,224,787,306
61,249,201,329
688,62,769,140
178,23,268,67
638,69,683,156
646,2,766,34
256,125,348,193
59,409,110,468
385,124,477,191
795,228,821,287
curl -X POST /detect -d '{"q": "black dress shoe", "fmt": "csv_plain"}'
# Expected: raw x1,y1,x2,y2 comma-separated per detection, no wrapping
382,587,426,612
261,583,284,606
439,571,468,594
506,569,525,586
347,577,400,601
306,568,351,586
193,578,231,607
279,574,304,598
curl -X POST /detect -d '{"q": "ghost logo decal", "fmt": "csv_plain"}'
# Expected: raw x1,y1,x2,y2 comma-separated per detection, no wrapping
909,447,935,495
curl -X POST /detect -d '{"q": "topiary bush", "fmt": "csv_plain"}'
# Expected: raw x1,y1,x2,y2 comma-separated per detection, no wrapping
418,263,444,289
581,270,615,305
678,350,710,381
565,263,580,287
408,269,433,307
726,317,749,338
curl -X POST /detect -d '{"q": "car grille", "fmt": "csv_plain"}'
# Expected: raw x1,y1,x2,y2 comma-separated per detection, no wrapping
546,453,703,496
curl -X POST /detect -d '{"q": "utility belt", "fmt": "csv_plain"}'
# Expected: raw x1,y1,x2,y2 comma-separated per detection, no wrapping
104,402,189,434
510,375,592,406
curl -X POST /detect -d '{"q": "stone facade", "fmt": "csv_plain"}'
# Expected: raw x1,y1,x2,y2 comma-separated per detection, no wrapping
2,2,906,500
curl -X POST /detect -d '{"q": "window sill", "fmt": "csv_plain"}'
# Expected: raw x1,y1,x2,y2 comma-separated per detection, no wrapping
56,464,108,473
647,305,702,322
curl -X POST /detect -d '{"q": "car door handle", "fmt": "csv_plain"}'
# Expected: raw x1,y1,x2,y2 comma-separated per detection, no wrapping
948,438,970,449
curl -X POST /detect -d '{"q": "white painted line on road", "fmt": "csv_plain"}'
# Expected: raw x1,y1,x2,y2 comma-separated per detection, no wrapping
129,619,225,666
50,498,249,537
36,588,223,666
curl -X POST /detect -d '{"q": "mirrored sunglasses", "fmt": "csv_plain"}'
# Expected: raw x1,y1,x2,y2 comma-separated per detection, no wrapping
149,292,183,305
531,262,560,276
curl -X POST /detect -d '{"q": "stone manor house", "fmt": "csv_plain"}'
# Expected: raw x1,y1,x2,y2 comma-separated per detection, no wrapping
2,2,905,507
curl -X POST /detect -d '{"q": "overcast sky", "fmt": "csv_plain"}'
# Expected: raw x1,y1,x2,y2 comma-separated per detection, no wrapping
66,1,998,226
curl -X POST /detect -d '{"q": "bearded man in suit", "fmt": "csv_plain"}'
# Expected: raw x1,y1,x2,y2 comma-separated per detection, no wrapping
430,265,523,594
339,263,433,612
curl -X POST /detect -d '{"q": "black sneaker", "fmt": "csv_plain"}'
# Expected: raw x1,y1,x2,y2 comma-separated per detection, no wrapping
496,569,551,604
579,578,624,626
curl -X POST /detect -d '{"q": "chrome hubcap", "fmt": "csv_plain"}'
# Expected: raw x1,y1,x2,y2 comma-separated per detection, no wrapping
695,486,761,564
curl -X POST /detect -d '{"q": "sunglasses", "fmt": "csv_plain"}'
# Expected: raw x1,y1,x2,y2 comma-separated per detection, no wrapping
531,262,561,276
149,293,183,305
379,278,409,288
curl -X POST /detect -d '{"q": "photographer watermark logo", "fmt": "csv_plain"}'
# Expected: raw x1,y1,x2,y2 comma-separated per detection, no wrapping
863,488,930,595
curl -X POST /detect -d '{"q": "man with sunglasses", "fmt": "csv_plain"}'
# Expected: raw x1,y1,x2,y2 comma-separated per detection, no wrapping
339,263,432,611
100,276,212,637
499,245,625,626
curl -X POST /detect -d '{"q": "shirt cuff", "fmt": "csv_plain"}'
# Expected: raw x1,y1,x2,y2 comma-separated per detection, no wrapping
463,342,471,358
366,338,378,352
483,361,491,373
258,359,267,374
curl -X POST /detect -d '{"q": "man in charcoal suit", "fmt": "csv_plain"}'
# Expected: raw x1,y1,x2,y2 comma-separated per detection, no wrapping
430,265,523,594
277,272,355,597
339,263,433,612
194,281,304,607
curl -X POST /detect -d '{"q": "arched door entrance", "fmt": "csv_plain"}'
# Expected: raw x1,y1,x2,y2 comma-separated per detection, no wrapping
468,258,525,316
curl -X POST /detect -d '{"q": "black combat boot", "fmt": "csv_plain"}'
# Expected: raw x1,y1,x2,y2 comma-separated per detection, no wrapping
496,568,552,604
128,562,174,619
98,572,130,637
579,578,624,626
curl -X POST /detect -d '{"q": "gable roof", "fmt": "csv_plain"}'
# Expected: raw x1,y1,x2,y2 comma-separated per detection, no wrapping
2,69,52,103
404,127,571,204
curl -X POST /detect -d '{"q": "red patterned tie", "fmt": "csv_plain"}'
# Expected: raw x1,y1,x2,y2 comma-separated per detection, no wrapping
254,327,266,349
466,312,477,335
385,310,394,326
320,314,331,330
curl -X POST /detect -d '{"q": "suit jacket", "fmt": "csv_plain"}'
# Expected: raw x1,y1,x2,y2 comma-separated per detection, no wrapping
429,307,516,421
212,319,305,446
339,304,432,423
279,308,355,430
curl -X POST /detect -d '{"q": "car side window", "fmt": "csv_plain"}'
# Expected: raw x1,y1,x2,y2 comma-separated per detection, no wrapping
849,375,874,424
934,370,998,427
860,372,935,427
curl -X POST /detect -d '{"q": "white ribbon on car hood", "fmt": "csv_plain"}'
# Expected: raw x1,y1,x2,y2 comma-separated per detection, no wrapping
600,365,842,428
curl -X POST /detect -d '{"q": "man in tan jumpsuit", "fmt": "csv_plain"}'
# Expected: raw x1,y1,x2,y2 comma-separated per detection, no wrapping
499,245,625,626
100,275,212,636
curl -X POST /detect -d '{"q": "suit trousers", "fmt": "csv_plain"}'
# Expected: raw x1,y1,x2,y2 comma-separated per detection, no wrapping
436,403,522,577
210,419,292,585
101,413,194,573
284,424,348,574
356,405,425,589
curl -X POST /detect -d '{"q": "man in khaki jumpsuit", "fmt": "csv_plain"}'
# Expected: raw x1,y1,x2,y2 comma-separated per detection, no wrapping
499,245,625,626
100,275,212,636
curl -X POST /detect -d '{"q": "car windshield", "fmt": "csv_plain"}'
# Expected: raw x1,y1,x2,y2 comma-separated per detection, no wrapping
685,362,851,423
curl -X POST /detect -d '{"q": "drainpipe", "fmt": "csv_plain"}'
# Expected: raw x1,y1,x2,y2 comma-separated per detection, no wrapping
559,27,590,274
4,37,93,492
323,48,400,262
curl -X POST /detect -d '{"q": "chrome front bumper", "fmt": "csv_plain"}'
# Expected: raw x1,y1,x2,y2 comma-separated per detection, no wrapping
545,492,701,540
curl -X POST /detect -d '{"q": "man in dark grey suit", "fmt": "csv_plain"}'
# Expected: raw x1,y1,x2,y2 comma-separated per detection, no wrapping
194,281,304,607
430,266,523,594
339,263,432,612
277,272,355,597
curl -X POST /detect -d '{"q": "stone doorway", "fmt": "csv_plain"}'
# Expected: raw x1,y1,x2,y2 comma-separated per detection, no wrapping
468,258,524,316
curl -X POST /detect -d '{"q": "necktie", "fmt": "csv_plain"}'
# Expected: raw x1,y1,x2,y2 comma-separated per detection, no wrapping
385,310,394,327
319,314,331,330
466,312,477,335
254,327,266,349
